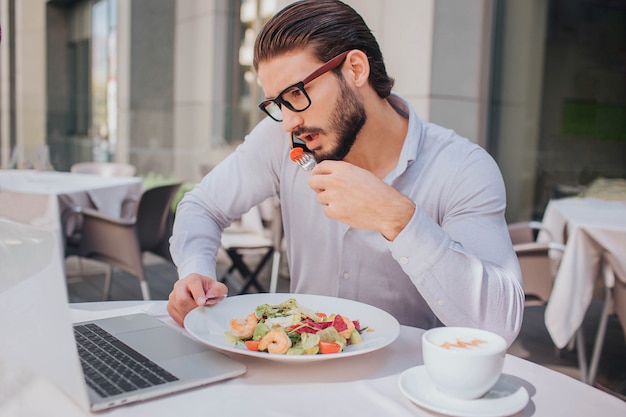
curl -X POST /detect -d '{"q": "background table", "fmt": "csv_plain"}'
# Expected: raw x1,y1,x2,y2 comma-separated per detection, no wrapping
539,198,626,349
0,169,142,257
6,300,624,416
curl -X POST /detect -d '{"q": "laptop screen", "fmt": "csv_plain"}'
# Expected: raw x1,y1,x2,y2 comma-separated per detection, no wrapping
0,219,91,411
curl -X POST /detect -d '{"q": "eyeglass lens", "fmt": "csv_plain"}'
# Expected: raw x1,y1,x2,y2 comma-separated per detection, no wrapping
259,51,350,122
264,84,309,121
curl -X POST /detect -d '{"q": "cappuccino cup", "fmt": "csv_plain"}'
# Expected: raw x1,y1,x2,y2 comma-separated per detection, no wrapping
421,327,507,400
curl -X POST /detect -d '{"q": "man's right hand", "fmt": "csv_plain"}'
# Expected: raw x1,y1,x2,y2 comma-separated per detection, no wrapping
167,273,228,327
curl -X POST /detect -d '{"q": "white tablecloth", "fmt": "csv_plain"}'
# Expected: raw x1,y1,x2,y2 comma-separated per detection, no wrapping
5,300,624,417
0,170,142,256
540,198,626,348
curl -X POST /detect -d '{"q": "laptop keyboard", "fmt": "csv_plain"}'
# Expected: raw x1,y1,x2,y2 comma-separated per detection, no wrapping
74,323,179,398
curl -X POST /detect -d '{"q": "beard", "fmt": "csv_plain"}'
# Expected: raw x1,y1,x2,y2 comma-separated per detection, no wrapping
296,76,367,162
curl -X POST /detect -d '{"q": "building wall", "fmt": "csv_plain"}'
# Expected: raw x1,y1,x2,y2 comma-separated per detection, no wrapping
535,0,626,212
173,0,235,181
345,0,436,122
128,0,176,175
0,0,13,168
348,0,493,148
15,0,47,160
169,0,447,182
46,4,73,169
1,0,579,224
1,0,493,181
490,0,549,222
430,0,493,147
3,0,514,214
0,0,47,168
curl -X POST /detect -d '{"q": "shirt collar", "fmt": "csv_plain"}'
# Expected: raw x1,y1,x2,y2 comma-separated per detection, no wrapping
384,93,423,183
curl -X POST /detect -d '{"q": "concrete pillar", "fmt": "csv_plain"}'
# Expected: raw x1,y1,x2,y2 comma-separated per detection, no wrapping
0,0,47,168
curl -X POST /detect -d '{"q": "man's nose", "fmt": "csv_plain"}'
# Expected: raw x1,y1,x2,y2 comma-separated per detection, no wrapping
281,108,303,132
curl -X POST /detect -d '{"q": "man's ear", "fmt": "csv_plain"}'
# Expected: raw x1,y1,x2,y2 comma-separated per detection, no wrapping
344,50,370,87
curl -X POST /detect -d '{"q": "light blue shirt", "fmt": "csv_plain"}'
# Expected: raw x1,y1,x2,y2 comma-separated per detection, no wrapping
170,95,524,345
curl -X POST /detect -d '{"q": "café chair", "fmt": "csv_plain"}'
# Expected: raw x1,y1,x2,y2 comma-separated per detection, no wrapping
69,183,181,300
510,221,590,381
587,262,626,385
512,237,570,372
614,277,626,347
70,161,136,177
65,160,139,256
219,201,281,295
508,220,553,245
508,220,564,304
513,241,565,306
268,201,283,293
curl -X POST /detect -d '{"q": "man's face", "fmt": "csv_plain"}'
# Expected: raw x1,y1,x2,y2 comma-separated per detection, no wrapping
257,51,366,162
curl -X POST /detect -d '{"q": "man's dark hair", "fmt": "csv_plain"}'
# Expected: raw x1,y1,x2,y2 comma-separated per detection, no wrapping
253,0,394,98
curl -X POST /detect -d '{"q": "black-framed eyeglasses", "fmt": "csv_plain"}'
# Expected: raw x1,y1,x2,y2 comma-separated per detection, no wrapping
258,50,350,122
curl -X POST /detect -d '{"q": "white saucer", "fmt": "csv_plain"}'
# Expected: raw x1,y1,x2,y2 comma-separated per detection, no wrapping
398,366,529,417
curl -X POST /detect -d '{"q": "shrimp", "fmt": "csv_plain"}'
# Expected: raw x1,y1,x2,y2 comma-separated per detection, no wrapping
230,313,258,339
258,329,292,354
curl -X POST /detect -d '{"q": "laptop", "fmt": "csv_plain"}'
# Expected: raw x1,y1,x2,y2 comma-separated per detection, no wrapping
0,219,246,412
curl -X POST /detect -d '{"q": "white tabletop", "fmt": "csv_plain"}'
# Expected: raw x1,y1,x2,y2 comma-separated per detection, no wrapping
0,169,141,195
0,169,142,255
12,300,618,417
0,169,143,217
540,198,626,348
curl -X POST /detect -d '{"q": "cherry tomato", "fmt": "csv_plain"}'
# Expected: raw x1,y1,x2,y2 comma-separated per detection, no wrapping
319,340,342,354
245,340,260,351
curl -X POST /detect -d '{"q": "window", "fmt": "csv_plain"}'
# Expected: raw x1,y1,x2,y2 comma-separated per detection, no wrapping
223,0,278,143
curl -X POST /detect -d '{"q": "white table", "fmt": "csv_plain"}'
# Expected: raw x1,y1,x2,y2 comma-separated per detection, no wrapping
0,169,142,256
540,198,626,349
11,300,624,417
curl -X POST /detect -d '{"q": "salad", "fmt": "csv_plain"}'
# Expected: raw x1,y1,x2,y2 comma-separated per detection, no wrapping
224,298,368,355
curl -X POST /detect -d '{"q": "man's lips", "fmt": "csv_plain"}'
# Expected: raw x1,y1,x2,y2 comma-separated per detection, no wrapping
297,133,320,150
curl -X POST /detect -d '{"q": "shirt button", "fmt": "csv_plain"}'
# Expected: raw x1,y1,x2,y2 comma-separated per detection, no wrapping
346,229,353,236
343,273,350,280
437,299,444,306
399,256,409,265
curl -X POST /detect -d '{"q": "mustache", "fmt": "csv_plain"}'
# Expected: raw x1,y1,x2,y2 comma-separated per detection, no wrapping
292,126,326,137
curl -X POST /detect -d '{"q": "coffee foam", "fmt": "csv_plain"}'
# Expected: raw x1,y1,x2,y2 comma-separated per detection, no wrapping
439,337,488,350
425,328,505,354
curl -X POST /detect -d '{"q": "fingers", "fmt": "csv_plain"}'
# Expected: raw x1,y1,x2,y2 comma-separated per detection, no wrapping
166,274,228,327
207,280,229,299
167,283,193,327
308,160,358,194
308,160,337,192
202,295,226,306
310,160,338,175
166,298,185,327
200,281,228,305
187,276,210,305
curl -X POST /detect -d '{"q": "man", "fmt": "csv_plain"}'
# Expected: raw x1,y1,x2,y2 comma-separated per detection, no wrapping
167,0,524,345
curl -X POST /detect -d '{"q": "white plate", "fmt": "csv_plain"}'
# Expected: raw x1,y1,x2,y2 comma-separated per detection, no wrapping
398,366,529,417
184,293,400,363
